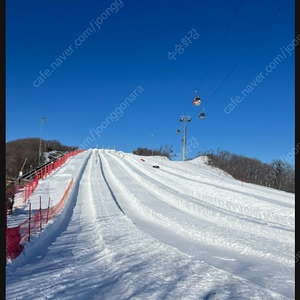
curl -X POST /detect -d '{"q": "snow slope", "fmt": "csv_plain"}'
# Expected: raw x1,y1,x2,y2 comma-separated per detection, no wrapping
6,149,295,299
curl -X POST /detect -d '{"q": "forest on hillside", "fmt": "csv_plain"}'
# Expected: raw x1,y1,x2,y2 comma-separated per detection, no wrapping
6,138,75,180
203,149,295,193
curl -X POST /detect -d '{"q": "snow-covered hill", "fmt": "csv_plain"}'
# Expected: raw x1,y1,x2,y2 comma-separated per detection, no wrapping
6,149,295,300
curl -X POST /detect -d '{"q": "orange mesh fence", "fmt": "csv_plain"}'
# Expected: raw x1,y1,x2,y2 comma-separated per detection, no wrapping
6,150,84,213
6,178,74,262
36,150,84,180
24,174,39,202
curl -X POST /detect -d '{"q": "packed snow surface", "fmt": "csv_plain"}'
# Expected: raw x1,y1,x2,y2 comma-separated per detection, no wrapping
6,149,295,299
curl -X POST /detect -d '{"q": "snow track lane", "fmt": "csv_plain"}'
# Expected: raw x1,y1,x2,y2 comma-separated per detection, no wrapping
159,166,294,209
126,153,294,207
97,152,125,215
6,149,294,300
110,153,294,238
100,151,293,267
123,153,294,227
91,151,292,300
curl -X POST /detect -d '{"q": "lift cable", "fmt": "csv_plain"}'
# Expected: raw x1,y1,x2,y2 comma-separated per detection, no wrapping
171,0,243,155
173,0,287,158
189,0,287,120
182,0,244,116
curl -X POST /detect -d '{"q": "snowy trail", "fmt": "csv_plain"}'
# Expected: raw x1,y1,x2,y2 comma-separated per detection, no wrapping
122,153,294,227
100,151,293,266
159,166,294,209
128,153,294,206
6,149,295,299
113,152,294,233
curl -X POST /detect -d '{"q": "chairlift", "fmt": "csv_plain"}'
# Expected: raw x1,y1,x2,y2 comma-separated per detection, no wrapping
192,90,201,106
193,96,201,106
199,112,206,119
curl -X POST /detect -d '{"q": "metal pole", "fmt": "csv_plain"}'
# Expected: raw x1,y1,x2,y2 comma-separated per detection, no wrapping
38,117,46,165
179,116,190,161
28,202,31,242
183,121,186,161
39,196,42,232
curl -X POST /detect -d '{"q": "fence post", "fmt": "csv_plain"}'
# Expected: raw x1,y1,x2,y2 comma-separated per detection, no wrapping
51,198,54,220
28,202,31,242
40,196,42,232
46,197,50,224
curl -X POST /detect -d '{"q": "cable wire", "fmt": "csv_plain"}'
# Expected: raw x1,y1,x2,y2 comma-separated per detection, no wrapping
182,0,244,116
171,0,287,157
171,0,244,154
192,0,287,119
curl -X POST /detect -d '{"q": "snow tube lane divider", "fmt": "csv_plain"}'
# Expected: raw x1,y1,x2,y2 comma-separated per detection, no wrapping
97,152,125,215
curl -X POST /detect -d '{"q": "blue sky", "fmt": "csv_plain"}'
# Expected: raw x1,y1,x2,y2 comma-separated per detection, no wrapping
6,0,295,164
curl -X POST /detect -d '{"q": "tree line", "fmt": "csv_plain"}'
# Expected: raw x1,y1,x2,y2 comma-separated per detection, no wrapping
197,149,295,193
132,145,173,158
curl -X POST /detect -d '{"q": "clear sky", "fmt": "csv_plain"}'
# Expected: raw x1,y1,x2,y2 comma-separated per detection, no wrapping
6,0,295,164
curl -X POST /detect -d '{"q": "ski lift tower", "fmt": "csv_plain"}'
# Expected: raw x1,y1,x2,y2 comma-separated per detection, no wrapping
179,116,191,161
